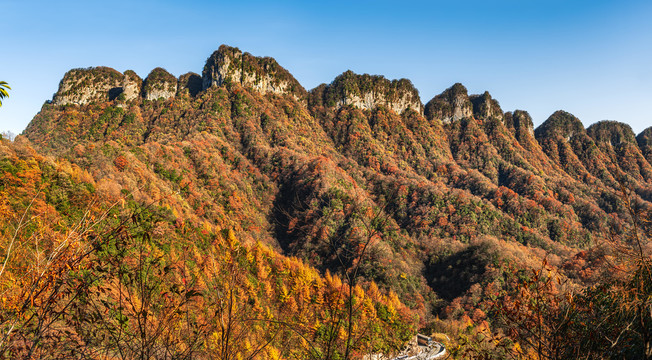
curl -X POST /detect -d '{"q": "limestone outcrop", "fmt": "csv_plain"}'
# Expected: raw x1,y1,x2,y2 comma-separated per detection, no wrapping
53,67,126,106
424,83,473,123
504,110,535,139
470,91,503,120
122,70,142,101
202,45,306,100
310,70,423,115
143,68,177,101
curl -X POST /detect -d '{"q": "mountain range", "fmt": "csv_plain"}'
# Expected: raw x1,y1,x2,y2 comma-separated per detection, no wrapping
2,45,651,359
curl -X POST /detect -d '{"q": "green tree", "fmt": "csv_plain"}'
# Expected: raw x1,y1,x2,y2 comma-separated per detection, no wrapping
0,81,10,106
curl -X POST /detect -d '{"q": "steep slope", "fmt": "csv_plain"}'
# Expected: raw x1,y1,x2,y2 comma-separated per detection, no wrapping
535,111,611,185
0,137,416,359
587,120,652,184
424,86,600,248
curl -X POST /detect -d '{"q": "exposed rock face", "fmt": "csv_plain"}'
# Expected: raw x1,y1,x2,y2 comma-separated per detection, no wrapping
470,91,503,120
535,110,586,142
202,45,306,100
177,72,202,97
53,67,126,106
424,83,473,123
202,45,241,89
310,70,423,115
587,120,637,146
143,68,177,101
504,110,535,139
122,70,143,101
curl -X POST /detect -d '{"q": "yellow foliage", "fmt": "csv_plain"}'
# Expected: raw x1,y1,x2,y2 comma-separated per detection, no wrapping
267,346,281,360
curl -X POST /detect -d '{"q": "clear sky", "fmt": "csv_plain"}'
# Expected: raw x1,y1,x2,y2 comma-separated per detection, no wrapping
2,0,651,135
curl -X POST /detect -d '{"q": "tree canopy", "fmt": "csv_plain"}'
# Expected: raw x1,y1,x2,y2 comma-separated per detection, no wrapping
0,81,10,107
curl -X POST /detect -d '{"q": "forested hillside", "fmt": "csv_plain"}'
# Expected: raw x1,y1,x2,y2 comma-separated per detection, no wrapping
2,45,650,359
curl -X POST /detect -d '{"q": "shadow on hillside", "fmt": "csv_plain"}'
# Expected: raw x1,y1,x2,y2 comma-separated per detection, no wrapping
424,244,494,302
108,87,124,101
271,181,301,255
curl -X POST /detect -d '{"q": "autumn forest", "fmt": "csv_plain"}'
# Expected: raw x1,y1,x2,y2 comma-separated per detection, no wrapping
1,45,651,359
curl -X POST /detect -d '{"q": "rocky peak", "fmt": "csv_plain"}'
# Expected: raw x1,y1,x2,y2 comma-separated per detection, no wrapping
470,91,503,120
586,120,637,147
122,70,143,101
53,67,127,106
504,110,535,138
311,70,423,115
177,72,202,97
424,83,473,123
535,110,586,142
636,127,652,160
637,127,652,147
143,68,177,101
202,45,306,100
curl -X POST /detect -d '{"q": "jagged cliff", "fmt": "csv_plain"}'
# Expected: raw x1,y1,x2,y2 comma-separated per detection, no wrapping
470,91,503,121
52,66,180,105
121,70,143,101
310,70,423,115
53,67,126,105
504,110,535,140
143,67,178,101
424,83,473,124
38,45,652,198
202,45,306,100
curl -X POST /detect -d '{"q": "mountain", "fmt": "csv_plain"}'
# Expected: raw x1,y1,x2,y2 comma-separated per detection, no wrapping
3,44,651,359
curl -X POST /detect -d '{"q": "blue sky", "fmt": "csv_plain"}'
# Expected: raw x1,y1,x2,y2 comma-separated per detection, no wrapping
2,0,651,135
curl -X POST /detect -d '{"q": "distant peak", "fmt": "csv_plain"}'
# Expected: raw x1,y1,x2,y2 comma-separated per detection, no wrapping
504,110,534,137
469,91,503,120
535,110,585,141
637,127,652,159
143,67,177,101
449,83,469,96
424,83,473,123
311,70,423,115
587,120,636,146
202,44,306,100
637,127,652,147
53,67,129,106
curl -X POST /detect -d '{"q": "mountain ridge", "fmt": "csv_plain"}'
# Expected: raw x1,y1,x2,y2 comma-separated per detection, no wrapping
48,45,650,140
21,43,652,335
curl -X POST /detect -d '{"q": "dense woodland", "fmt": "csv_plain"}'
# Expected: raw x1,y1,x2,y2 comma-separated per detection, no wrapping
0,45,650,359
